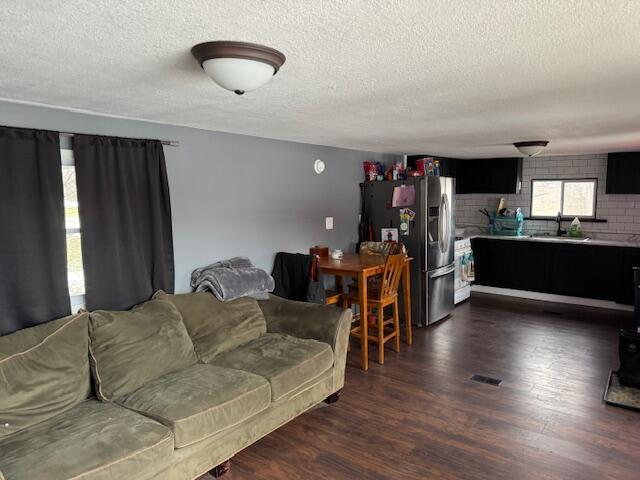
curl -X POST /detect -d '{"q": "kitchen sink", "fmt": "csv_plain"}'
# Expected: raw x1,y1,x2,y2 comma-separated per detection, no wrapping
527,235,590,243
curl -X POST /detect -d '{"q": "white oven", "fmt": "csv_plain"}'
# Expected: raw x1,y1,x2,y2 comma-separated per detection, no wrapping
454,238,474,304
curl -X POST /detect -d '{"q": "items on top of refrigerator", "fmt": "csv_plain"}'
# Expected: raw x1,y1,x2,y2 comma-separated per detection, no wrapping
414,157,441,177
364,158,445,182
363,161,383,181
385,161,405,180
364,160,407,181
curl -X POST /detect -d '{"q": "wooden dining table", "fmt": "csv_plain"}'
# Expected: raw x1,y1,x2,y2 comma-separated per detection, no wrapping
318,253,412,371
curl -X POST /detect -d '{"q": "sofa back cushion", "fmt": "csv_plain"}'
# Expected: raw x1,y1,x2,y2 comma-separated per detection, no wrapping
89,298,198,400
0,313,91,438
154,291,267,363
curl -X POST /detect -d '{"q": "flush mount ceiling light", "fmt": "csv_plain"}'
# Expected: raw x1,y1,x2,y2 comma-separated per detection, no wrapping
191,41,286,95
514,141,549,157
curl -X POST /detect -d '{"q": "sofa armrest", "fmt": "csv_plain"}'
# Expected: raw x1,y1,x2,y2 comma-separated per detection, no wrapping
258,295,351,392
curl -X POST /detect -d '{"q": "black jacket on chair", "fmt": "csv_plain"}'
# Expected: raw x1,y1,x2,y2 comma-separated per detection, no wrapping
271,252,326,304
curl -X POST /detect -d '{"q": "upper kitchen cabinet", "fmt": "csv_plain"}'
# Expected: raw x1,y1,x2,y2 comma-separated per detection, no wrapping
455,158,522,194
606,152,640,194
406,156,522,194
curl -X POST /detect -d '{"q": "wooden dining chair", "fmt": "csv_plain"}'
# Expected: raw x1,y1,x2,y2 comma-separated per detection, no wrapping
342,253,406,365
309,252,343,306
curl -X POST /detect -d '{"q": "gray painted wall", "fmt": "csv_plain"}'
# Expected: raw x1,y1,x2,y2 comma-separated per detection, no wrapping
0,101,399,292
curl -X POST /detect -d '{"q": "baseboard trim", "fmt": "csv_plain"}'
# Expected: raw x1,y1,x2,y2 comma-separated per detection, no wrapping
471,285,634,312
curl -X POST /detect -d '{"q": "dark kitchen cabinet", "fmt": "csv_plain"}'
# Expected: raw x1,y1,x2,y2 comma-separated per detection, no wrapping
456,158,522,194
471,239,548,292
406,155,522,194
471,237,640,304
545,243,619,301
606,152,640,194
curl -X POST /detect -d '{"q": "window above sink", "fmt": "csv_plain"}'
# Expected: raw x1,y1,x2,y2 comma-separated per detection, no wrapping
530,178,597,219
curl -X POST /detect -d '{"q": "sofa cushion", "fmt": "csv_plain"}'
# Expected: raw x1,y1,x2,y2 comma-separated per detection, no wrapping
210,333,334,401
154,291,267,362
0,312,91,438
89,298,198,401
118,364,271,448
0,399,174,480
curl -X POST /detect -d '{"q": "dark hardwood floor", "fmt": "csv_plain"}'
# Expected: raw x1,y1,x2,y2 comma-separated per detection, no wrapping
202,294,640,480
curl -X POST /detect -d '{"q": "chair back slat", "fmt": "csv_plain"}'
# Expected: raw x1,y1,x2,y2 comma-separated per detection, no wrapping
379,254,406,299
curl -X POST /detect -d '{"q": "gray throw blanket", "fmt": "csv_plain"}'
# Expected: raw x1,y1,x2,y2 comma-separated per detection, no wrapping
190,257,275,302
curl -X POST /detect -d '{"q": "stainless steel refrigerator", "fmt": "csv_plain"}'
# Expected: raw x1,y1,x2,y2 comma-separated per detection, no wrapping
360,176,455,326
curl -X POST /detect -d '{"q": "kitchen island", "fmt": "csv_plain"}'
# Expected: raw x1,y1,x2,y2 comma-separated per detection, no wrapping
471,235,640,305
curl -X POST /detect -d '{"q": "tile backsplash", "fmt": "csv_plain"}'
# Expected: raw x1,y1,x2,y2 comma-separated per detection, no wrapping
456,154,640,241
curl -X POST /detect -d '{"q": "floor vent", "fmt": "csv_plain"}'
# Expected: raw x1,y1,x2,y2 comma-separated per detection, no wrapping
471,374,502,386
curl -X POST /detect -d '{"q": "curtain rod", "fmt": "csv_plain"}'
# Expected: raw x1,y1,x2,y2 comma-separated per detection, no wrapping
58,132,179,147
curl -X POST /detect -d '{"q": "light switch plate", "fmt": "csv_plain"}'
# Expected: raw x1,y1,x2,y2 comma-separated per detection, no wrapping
325,217,334,230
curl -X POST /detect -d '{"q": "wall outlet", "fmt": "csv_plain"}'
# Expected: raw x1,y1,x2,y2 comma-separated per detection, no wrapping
325,217,334,230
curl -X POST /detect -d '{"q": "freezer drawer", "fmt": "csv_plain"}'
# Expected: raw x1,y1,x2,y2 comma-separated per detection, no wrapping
426,264,455,324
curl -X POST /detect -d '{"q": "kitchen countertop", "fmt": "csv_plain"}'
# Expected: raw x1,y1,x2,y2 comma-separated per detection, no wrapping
469,234,640,248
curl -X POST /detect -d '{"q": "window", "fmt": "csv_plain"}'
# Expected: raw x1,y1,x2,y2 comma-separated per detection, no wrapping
530,179,597,219
61,148,85,311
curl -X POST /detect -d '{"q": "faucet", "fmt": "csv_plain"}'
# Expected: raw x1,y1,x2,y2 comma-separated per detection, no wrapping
556,212,566,237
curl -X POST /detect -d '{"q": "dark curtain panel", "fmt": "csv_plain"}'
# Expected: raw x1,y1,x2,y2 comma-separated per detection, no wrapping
0,126,70,335
74,135,174,311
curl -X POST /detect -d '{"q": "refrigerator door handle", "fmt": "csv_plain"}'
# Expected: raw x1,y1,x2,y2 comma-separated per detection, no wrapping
438,194,445,253
428,264,455,278
439,193,450,254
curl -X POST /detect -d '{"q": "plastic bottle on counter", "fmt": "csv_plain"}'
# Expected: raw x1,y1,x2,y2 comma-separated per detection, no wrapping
569,217,583,237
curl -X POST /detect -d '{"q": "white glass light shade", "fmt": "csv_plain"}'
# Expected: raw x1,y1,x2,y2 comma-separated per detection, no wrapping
516,144,545,156
202,58,275,93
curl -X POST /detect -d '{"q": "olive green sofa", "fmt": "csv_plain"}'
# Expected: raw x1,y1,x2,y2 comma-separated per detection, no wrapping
0,293,351,480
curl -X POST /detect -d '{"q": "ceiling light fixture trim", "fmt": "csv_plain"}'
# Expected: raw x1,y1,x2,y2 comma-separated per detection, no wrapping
514,140,549,157
191,41,286,95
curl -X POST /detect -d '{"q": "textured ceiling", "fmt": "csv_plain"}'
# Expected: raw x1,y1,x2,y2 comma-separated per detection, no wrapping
1,1,640,158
